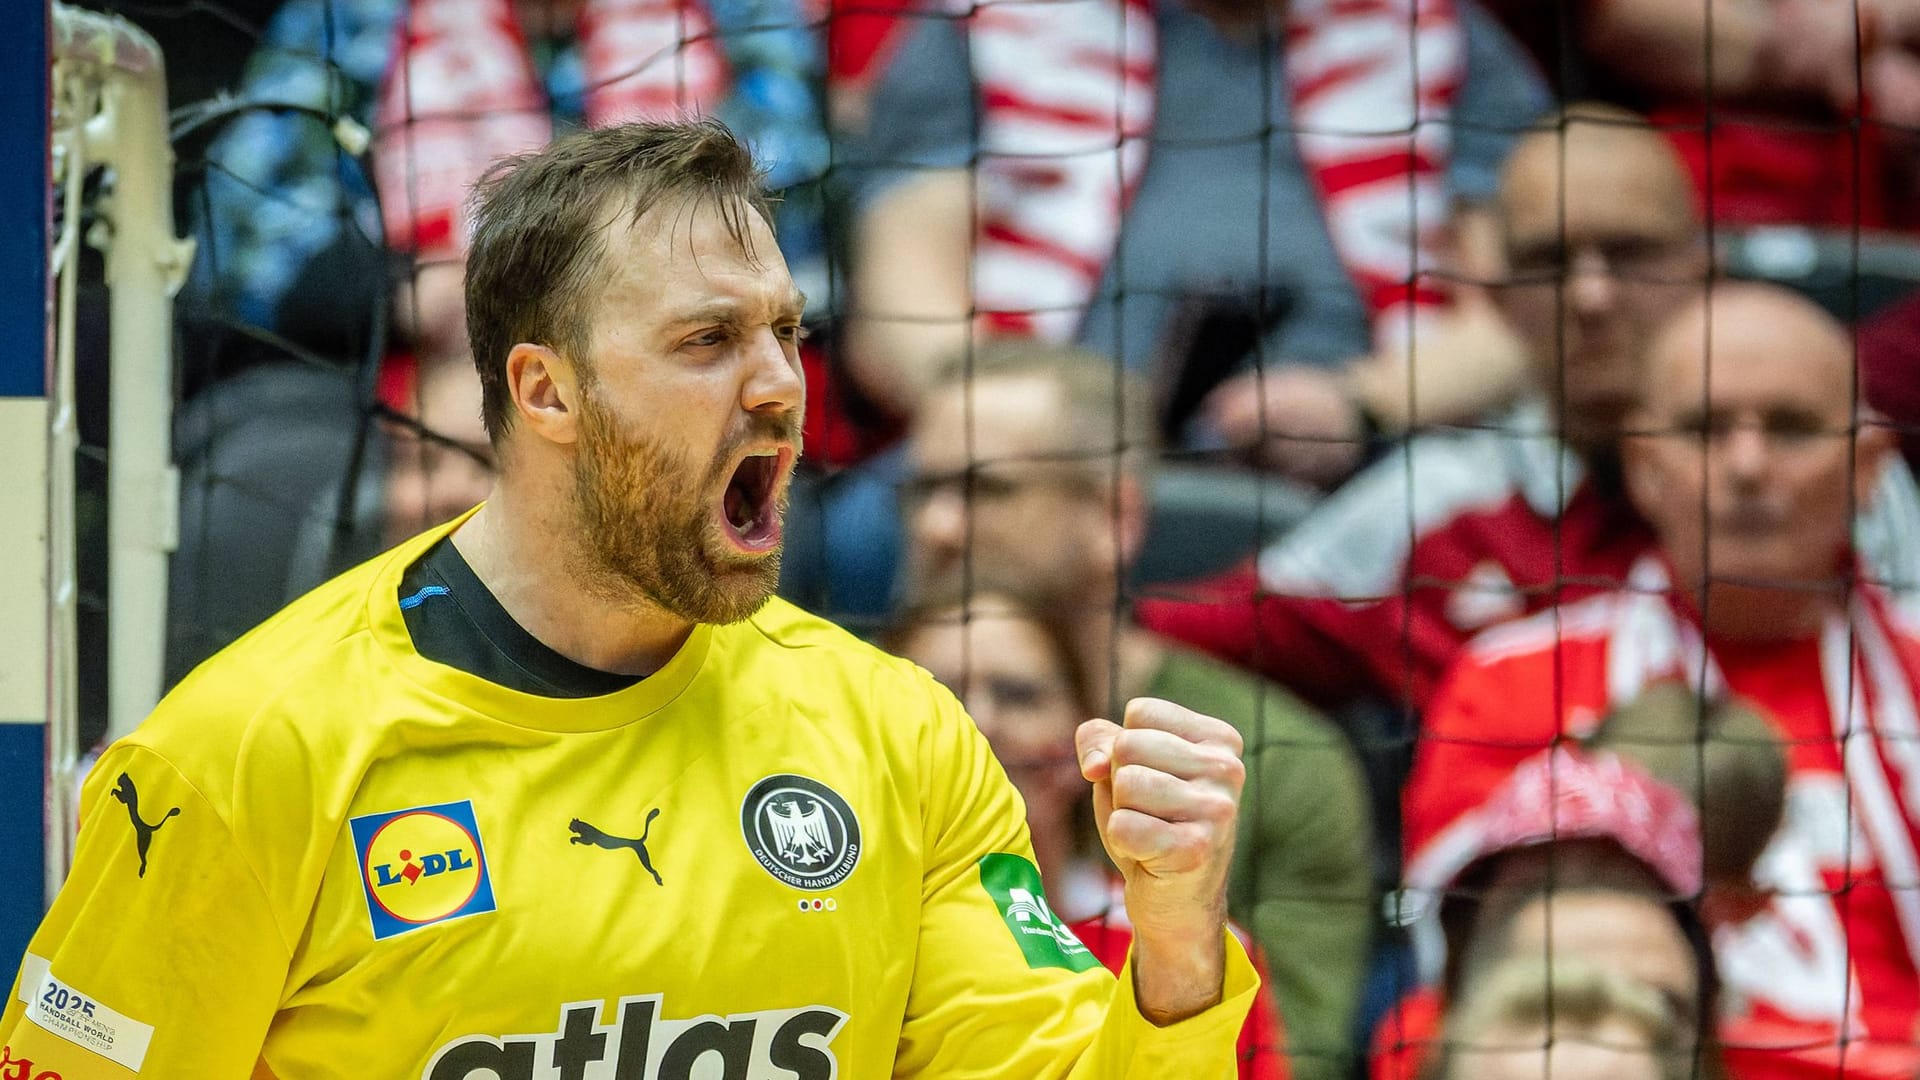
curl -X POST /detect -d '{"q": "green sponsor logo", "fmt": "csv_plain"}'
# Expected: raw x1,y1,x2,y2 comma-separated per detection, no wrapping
978,853,1102,973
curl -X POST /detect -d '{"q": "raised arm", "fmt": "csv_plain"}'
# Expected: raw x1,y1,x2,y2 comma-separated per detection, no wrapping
895,678,1260,1077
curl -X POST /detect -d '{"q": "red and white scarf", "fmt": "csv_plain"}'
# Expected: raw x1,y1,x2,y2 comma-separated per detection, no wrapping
373,0,731,256
1607,556,1920,982
964,0,1463,348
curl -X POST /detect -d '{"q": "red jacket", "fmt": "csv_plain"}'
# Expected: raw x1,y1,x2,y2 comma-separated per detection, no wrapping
1138,409,1651,712
1140,406,1920,713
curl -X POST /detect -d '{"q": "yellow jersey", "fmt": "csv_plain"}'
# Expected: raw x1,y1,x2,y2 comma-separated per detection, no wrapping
1,520,1256,1078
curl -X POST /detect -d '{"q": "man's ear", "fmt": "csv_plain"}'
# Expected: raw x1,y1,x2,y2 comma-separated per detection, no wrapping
506,343,582,446
1853,408,1898,511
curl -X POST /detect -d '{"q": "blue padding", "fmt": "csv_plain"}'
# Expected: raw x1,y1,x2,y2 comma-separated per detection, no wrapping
0,1,48,398
0,723,45,976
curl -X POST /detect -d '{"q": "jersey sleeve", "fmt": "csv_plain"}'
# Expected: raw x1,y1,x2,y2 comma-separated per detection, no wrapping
0,744,288,1078
892,671,1262,1078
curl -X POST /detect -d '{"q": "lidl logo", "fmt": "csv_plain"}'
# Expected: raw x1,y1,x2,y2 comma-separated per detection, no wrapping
350,800,496,941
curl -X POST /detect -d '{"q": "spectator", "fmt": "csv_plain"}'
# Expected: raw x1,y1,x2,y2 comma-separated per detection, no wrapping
1403,283,1920,1080
886,583,1288,1079
902,341,1375,1080
1481,0,1920,231
1134,106,1920,714
1857,286,1920,479
1436,955,1694,1080
843,0,1549,486
1380,747,1727,1080
1580,682,1787,928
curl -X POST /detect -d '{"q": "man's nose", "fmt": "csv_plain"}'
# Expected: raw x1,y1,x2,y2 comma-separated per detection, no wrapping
911,485,969,557
1722,423,1770,482
1566,249,1617,317
742,329,805,415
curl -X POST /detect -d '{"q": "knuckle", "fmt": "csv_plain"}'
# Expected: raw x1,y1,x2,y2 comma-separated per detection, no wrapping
1215,723,1245,758
1197,789,1238,824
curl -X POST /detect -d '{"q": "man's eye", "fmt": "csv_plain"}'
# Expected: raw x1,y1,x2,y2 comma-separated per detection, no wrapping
688,330,729,348
776,324,811,343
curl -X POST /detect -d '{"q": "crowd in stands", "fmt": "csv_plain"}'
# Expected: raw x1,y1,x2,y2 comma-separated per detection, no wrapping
142,0,1920,1076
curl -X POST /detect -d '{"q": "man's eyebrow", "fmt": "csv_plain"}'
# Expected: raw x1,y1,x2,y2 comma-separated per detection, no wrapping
668,292,809,328
666,302,749,329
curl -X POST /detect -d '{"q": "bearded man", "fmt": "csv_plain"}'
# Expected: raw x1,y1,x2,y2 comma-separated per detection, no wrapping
1,121,1257,1078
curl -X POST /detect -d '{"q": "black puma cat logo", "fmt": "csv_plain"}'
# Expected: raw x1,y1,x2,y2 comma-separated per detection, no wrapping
569,809,663,886
109,772,179,878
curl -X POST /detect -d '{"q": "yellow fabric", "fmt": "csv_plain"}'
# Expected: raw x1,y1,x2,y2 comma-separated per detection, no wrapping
1,518,1257,1078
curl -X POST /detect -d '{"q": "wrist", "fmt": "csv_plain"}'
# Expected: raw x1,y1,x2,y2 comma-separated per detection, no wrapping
1129,920,1227,1026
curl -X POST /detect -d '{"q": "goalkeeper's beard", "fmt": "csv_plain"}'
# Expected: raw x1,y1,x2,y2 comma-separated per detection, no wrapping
571,393,786,625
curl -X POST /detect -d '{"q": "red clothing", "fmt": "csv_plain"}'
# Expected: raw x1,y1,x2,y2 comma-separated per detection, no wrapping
1137,416,1652,711
1860,289,1920,480
1140,411,1920,714
1403,580,1920,1080
1069,890,1290,1080
1368,987,1441,1080
1655,107,1900,232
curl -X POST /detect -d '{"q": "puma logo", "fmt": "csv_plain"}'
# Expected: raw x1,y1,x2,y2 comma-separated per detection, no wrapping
569,809,663,886
109,772,179,878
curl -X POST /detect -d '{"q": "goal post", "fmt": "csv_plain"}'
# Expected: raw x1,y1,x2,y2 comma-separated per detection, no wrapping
0,0,50,976
6,0,188,974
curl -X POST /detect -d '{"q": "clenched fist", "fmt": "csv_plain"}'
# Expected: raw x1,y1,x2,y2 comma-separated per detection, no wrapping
1076,698,1245,1025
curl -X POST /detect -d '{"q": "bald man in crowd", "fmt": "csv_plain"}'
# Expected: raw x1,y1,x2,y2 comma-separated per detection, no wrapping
1135,106,1920,714
1404,283,1920,1080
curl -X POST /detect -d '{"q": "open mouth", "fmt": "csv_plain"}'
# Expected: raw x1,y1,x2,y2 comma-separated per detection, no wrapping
720,447,791,552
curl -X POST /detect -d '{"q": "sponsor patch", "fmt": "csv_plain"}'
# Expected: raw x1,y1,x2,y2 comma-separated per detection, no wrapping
740,775,861,891
15,953,154,1072
424,994,847,1080
350,800,497,940
978,853,1101,972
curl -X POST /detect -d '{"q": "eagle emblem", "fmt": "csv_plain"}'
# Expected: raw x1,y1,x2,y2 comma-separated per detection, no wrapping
741,774,862,891
768,799,835,865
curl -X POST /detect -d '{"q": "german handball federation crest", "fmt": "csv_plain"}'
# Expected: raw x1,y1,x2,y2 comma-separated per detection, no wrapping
741,774,861,890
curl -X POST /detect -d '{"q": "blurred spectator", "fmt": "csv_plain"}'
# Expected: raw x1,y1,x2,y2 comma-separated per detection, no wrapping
1482,0,1920,231
171,0,836,679
885,584,1289,1079
1403,283,1920,1080
843,0,1549,487
1134,106,1920,714
1858,286,1920,478
1581,682,1788,929
901,341,1375,1080
1436,955,1694,1080
1380,746,1727,1080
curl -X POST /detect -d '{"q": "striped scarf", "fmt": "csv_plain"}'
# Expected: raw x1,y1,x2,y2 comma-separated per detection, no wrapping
373,0,827,257
964,0,1463,350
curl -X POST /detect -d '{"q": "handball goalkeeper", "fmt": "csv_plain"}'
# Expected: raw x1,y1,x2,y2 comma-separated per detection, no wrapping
0,119,1257,1078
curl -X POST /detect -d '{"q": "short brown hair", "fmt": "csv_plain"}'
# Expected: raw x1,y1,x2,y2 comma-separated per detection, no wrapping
1583,682,1787,886
930,340,1160,466
464,118,775,442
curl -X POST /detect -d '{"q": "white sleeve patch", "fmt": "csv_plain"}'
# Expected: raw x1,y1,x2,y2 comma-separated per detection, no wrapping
15,953,155,1073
